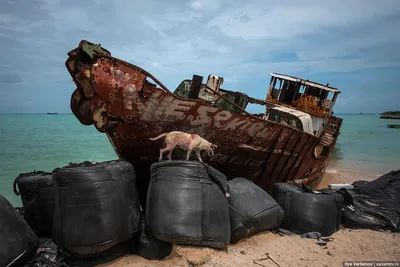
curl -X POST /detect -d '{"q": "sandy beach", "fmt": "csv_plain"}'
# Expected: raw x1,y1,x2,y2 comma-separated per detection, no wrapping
99,165,400,267
101,229,399,267
312,157,390,190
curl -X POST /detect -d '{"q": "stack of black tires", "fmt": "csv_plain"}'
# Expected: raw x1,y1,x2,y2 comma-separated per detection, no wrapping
4,157,397,266
2,158,288,266
145,161,285,247
2,160,167,267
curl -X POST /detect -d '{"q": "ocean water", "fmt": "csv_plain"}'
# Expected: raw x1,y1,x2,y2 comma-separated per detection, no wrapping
330,114,400,174
0,113,399,206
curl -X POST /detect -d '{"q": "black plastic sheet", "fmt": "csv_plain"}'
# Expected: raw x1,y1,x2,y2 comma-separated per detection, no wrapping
24,238,136,267
358,170,400,209
227,177,285,243
340,170,400,231
146,160,231,250
341,197,388,230
52,160,142,258
0,193,38,267
13,171,56,237
24,238,62,267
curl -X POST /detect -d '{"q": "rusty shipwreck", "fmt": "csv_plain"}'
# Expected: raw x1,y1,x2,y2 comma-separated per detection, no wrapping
66,40,343,194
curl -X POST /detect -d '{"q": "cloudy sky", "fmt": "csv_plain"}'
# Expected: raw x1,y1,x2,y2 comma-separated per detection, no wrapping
1,0,399,114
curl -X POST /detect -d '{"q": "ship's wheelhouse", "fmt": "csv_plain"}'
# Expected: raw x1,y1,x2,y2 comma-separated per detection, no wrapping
266,73,340,119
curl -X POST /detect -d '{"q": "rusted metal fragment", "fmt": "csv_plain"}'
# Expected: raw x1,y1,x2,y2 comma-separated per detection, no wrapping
314,144,330,158
174,79,252,115
92,106,108,129
188,75,203,99
70,88,93,125
68,59,75,72
81,41,111,58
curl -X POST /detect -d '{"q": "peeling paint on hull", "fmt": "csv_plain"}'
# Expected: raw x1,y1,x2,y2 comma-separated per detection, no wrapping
65,40,343,192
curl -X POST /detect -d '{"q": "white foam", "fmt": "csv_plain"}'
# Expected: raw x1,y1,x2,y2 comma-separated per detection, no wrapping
325,168,338,174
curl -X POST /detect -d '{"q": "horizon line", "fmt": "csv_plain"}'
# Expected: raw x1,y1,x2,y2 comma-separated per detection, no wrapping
0,112,384,115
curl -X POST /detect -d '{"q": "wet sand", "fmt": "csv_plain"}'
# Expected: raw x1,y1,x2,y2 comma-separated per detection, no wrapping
313,166,380,190
102,163,400,267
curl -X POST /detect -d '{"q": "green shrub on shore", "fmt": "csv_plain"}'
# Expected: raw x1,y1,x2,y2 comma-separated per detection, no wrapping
379,111,400,115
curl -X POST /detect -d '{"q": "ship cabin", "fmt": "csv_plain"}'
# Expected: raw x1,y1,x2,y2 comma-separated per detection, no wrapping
173,73,340,137
265,73,340,137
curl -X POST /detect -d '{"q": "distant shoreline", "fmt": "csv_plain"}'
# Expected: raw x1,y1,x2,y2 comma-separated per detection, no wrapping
380,115,400,119
379,111,400,119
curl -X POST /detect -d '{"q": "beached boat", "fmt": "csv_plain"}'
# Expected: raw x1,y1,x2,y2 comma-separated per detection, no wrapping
65,40,343,191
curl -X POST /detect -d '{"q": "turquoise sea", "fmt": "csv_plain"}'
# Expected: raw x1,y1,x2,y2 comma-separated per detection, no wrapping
0,114,399,207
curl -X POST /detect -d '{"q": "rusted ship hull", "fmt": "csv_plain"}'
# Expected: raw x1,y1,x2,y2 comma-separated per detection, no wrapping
66,41,342,195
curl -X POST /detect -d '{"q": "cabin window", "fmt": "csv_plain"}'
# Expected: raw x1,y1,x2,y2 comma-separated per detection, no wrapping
270,78,300,105
281,81,298,104
278,80,288,102
270,77,283,100
320,90,328,101
321,91,336,111
307,86,321,97
294,85,306,101
298,85,306,94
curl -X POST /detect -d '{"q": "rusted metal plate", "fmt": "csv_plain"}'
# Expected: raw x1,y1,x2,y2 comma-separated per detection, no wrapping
268,130,303,183
277,134,310,182
287,136,319,181
64,40,343,191
259,127,294,188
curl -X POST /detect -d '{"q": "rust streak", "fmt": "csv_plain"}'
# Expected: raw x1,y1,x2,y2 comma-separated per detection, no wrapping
260,127,294,188
278,134,309,182
288,136,320,181
268,130,301,183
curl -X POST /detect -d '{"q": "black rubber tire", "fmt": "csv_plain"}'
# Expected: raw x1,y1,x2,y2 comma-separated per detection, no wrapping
228,177,285,243
272,182,344,237
52,160,141,258
146,160,231,250
0,193,38,267
14,170,56,237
